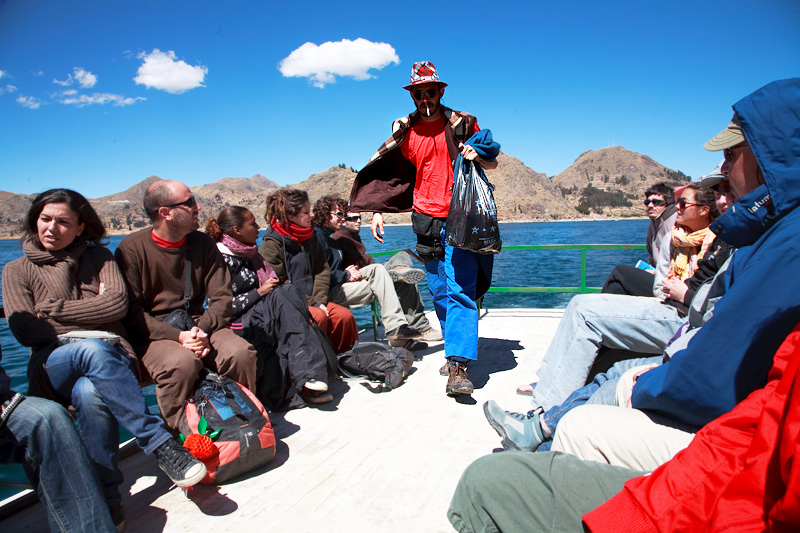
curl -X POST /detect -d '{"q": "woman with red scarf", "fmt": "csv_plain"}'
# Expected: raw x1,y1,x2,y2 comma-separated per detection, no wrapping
259,188,358,356
206,206,333,408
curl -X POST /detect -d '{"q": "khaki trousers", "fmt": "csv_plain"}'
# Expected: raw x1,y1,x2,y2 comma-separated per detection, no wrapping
330,263,408,333
551,404,696,471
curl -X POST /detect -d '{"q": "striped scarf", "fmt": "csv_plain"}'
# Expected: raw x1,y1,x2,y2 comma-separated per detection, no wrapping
667,225,715,281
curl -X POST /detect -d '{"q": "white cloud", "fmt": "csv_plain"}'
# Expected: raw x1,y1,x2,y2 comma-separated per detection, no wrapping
62,89,77,96
278,38,399,88
17,95,42,109
53,67,98,88
0,69,5,79
134,49,207,94
0,84,17,95
59,92,146,107
73,68,97,88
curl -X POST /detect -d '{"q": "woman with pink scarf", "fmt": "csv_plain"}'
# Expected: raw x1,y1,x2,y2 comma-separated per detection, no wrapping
206,206,332,410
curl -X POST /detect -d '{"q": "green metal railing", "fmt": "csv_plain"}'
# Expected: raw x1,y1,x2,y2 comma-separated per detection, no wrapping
488,244,646,294
373,243,647,294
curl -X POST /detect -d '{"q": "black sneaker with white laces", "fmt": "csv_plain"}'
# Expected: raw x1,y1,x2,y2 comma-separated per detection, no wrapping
153,438,207,487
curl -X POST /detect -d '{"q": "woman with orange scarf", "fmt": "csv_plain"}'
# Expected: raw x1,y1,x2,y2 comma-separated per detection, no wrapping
653,182,719,298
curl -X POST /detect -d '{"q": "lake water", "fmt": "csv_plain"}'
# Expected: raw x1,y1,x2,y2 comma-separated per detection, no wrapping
0,219,648,497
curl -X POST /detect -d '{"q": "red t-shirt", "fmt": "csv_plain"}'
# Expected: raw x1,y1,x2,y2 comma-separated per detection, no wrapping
401,116,480,218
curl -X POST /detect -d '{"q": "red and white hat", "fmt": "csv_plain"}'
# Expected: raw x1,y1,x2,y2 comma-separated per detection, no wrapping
403,61,447,90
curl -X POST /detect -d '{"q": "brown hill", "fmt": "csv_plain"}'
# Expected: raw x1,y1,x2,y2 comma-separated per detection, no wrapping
0,147,697,238
0,190,36,238
487,152,577,220
552,146,690,216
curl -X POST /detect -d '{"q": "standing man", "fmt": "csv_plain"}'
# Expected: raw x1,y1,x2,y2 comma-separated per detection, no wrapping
115,180,257,432
350,61,499,396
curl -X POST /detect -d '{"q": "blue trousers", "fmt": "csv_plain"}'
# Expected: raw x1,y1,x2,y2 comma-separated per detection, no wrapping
45,339,171,505
537,355,663,452
1,395,116,532
425,241,482,361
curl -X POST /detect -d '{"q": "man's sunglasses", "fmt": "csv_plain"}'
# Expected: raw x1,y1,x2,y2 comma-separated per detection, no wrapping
412,88,439,100
643,198,667,207
165,196,197,209
676,197,700,209
724,144,749,164
333,211,344,218
345,215,361,222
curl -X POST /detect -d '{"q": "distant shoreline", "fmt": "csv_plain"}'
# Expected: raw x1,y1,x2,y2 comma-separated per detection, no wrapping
0,216,651,241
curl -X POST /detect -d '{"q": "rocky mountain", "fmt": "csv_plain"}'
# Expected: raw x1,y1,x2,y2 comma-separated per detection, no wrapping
0,147,696,238
552,146,691,217
487,152,577,221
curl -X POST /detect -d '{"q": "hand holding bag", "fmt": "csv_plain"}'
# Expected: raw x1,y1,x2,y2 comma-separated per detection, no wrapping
446,155,502,254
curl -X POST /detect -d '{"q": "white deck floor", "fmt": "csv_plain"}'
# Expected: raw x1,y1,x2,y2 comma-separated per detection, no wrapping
1,308,563,533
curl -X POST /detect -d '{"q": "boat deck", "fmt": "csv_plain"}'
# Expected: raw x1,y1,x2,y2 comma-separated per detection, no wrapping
1,308,563,532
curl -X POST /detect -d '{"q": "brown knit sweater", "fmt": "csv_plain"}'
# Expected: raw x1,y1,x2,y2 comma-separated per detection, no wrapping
1,239,132,397
114,228,233,355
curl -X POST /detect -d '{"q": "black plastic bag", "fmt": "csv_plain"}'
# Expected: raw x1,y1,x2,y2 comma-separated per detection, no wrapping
445,157,502,254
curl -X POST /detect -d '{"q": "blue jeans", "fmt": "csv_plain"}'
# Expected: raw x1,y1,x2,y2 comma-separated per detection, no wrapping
45,339,171,505
1,395,116,532
532,293,684,411
425,244,481,361
537,356,663,452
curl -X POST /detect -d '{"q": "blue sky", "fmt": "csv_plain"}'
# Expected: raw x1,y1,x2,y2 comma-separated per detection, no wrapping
0,0,798,198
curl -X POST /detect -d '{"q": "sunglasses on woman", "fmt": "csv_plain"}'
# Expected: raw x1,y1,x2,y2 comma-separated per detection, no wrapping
676,197,700,209
643,198,667,207
714,181,732,196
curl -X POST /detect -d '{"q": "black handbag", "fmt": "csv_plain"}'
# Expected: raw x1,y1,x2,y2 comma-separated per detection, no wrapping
163,245,198,331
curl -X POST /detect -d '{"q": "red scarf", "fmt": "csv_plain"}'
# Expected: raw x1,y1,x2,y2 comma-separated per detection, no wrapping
270,217,313,245
151,230,186,248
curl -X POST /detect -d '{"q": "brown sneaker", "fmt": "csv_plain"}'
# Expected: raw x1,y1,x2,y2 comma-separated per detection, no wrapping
446,363,474,396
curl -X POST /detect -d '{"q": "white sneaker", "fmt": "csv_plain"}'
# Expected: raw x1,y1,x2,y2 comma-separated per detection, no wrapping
304,379,328,392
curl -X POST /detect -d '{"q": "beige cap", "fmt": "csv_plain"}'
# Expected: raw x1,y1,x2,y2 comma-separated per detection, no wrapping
704,113,745,151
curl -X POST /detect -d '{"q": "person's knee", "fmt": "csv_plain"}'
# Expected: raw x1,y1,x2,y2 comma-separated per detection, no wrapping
19,397,74,436
70,377,107,415
552,406,596,452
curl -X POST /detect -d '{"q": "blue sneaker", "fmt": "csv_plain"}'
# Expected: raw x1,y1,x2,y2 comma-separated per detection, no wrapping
483,401,545,451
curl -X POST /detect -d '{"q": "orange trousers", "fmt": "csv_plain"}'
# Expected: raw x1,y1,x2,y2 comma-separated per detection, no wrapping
308,302,357,354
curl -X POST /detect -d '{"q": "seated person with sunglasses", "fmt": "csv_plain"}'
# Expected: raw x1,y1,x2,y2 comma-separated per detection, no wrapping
489,174,733,454
312,196,427,349
602,182,677,297
115,180,257,433
502,171,730,422
334,209,441,343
